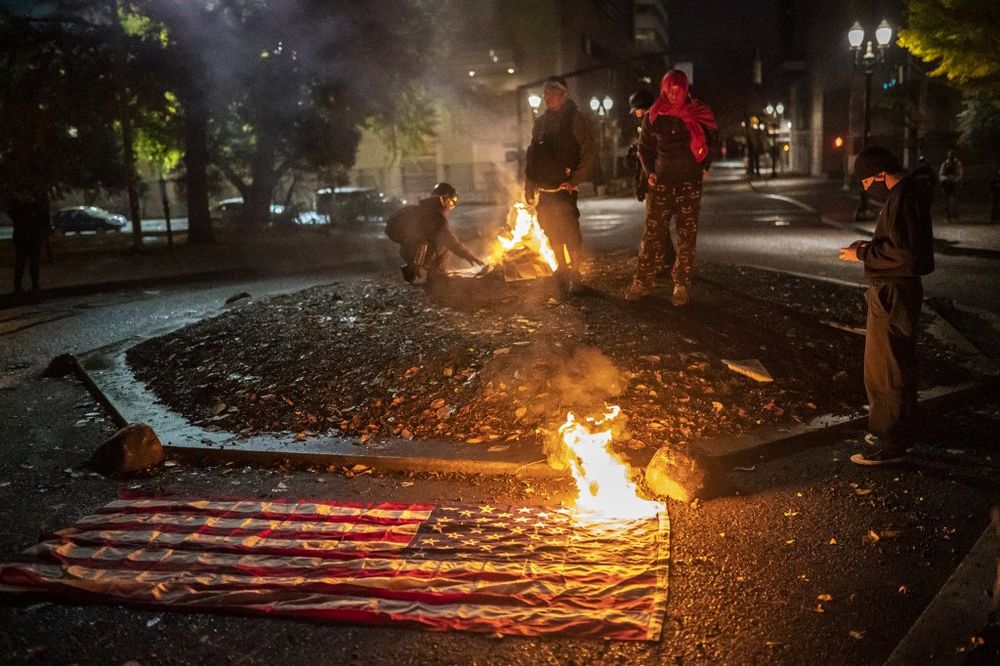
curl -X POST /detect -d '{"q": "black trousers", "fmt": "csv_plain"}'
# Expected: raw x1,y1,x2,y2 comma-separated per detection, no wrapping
864,278,923,449
536,190,581,273
13,232,43,290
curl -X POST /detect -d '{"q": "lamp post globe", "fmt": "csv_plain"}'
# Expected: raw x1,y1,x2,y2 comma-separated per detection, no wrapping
875,20,893,46
848,22,864,48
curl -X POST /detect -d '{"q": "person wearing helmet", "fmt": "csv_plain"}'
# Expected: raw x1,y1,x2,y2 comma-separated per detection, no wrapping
385,182,484,285
839,145,934,466
626,89,656,203
524,75,595,295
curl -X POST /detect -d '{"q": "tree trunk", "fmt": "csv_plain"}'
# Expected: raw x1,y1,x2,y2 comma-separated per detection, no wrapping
240,136,278,228
183,92,214,245
110,0,143,250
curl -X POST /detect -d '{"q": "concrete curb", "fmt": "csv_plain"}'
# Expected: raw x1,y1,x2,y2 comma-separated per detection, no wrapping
885,521,999,665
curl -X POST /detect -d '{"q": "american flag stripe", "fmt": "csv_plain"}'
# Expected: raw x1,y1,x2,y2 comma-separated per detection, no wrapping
31,542,659,586
3,559,660,610
77,510,430,531
98,499,434,523
62,517,423,543
0,496,669,640
3,562,658,639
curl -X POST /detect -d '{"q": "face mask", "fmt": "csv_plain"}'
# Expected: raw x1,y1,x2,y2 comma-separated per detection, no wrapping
867,181,888,196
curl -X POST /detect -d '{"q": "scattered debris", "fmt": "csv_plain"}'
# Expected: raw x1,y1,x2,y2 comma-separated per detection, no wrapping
721,358,774,383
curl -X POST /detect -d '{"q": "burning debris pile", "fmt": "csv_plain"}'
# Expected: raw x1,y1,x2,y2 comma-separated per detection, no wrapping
488,202,559,282
126,261,973,474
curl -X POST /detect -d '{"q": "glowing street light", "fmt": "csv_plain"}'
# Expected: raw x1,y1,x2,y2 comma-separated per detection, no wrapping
527,93,542,115
847,18,893,219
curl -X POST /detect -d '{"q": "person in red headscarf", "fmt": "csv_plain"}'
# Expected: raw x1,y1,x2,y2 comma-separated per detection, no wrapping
624,69,718,306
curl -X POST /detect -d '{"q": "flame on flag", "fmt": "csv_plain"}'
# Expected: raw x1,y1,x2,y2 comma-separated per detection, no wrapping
557,406,660,520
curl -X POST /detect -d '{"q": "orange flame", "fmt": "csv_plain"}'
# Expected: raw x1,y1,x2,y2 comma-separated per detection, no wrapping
489,202,559,271
558,406,660,520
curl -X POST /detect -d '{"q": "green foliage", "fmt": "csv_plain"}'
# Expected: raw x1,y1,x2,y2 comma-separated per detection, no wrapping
365,86,439,163
143,0,440,222
0,8,126,197
956,99,1000,157
899,0,1000,99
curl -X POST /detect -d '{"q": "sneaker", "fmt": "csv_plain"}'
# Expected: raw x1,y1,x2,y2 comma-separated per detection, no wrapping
624,280,652,301
671,284,689,306
850,449,906,466
864,432,914,454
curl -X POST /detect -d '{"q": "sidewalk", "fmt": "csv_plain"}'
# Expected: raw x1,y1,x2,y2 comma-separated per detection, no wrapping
747,175,1000,255
0,226,399,309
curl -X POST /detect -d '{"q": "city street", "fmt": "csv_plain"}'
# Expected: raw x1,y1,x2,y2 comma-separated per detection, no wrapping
2,176,999,664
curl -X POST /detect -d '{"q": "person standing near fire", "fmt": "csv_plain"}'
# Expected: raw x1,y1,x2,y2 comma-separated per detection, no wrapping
838,145,934,465
625,88,677,277
524,76,595,296
384,182,484,285
624,69,718,306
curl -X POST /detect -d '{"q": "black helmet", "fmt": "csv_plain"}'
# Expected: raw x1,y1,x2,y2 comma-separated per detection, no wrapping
430,182,457,198
853,145,901,182
628,89,656,112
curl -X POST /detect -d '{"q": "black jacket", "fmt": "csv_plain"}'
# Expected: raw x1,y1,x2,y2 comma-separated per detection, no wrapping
858,175,935,280
524,99,595,192
639,114,718,183
386,197,477,264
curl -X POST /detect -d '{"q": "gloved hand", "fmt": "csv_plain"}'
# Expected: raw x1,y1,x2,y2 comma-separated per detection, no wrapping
469,256,486,267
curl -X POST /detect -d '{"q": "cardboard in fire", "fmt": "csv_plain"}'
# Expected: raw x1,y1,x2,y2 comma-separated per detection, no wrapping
501,246,556,282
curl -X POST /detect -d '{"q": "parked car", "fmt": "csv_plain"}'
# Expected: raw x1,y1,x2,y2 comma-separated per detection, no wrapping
51,206,126,233
315,186,404,225
211,197,286,226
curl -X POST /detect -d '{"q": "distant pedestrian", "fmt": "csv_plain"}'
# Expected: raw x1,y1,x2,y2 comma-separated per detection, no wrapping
839,145,935,466
990,165,1000,223
524,75,595,296
910,155,938,208
624,69,718,306
384,182,484,285
938,150,964,222
8,186,50,294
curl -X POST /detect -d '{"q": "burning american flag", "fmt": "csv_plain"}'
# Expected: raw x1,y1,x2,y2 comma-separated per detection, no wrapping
0,494,669,640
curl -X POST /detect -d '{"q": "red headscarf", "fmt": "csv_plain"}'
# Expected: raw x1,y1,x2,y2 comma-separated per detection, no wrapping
646,70,718,163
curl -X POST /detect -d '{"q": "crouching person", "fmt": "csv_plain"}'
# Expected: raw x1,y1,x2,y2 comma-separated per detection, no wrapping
385,182,484,284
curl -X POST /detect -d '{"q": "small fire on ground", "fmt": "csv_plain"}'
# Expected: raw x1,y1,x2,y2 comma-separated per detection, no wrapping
557,406,661,520
488,202,559,281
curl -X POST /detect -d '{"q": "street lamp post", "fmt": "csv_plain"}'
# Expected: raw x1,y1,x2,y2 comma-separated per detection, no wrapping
764,102,784,178
590,95,615,192
848,19,892,220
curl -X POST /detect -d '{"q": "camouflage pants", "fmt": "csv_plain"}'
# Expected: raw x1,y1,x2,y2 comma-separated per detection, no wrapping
634,179,702,287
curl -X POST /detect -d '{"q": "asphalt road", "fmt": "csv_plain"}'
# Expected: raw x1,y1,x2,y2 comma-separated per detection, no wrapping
2,177,999,664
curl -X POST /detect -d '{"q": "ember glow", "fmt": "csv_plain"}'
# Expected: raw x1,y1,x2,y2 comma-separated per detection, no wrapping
489,202,559,272
557,406,660,520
